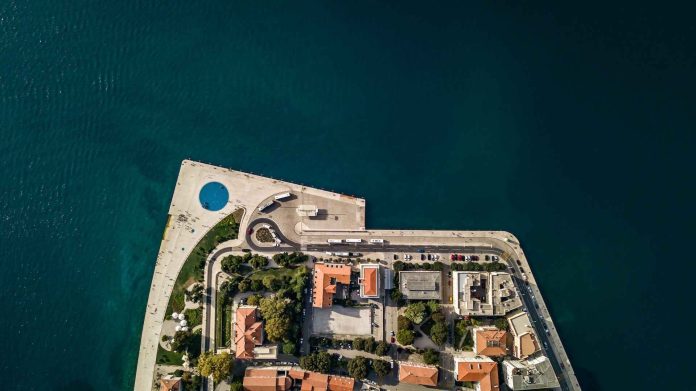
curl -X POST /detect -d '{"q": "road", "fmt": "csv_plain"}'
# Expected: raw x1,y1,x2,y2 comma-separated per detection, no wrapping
244,218,576,390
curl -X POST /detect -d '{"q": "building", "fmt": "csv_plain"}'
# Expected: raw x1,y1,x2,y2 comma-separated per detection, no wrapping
398,362,439,387
296,204,319,217
235,306,264,359
454,356,499,391
473,327,508,357
453,272,522,316
288,367,355,391
399,271,442,300
503,356,560,390
359,264,380,298
243,368,292,391
160,376,182,391
508,312,539,359
312,263,352,308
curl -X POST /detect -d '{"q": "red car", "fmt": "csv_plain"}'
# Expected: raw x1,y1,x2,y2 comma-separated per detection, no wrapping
457,254,464,261
450,254,457,261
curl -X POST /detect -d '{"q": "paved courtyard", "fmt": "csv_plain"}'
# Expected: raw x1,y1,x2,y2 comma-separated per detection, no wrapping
312,306,372,336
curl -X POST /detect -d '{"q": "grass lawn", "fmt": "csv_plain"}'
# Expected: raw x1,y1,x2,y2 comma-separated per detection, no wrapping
166,208,244,315
248,267,296,281
216,291,232,348
156,344,183,366
184,307,203,328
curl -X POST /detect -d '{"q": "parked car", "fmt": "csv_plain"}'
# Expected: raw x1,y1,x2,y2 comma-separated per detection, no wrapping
420,254,425,261
458,254,464,261
471,255,479,261
485,255,490,261
450,254,457,261
394,254,399,260
427,254,432,260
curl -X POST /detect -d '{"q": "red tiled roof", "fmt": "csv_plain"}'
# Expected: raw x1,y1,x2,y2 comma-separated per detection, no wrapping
475,328,507,357
235,306,263,359
399,363,438,386
312,264,351,308
243,369,292,391
361,266,378,297
456,360,499,391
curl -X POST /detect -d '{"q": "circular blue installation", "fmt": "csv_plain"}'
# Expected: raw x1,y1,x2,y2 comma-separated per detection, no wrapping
199,182,229,211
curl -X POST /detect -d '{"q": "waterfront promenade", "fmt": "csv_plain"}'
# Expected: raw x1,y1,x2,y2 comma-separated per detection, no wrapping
134,160,580,391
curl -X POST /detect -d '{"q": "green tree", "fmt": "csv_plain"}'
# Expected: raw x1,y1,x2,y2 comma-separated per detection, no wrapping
249,255,269,269
398,315,413,330
404,302,427,324
426,301,440,315
259,296,291,341
246,294,262,306
230,382,244,391
422,349,440,365
347,356,370,380
282,341,296,355
237,279,250,293
250,279,263,291
495,317,509,331
198,352,233,383
299,351,331,373
431,311,446,323
375,341,390,356
353,337,365,351
431,261,444,271
397,329,415,346
262,276,279,290
363,337,376,353
185,283,205,303
171,330,196,353
221,256,243,274
392,261,405,272
429,322,447,346
372,359,391,377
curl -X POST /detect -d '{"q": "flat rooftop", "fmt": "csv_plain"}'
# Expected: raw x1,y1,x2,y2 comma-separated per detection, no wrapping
399,271,442,300
454,271,522,316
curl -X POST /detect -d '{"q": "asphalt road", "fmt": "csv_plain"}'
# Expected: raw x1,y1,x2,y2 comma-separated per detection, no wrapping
243,218,571,390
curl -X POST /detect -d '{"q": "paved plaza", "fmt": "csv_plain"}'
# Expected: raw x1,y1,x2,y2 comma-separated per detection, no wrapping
312,306,372,336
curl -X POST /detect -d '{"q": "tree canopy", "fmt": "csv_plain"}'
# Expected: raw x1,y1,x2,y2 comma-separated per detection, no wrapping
404,302,427,324
198,352,233,383
372,359,391,377
299,351,331,373
397,329,415,346
422,349,440,365
347,356,370,380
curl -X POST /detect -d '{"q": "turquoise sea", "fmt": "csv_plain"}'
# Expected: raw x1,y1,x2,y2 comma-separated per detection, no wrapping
1,1,694,390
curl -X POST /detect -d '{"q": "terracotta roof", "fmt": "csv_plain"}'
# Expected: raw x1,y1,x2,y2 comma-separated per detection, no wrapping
398,362,439,386
288,368,354,391
312,264,351,308
361,266,378,297
160,378,182,391
243,369,292,391
475,328,508,357
235,306,263,359
519,333,539,358
456,359,499,391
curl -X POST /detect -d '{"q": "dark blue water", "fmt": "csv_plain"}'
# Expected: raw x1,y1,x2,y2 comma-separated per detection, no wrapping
1,1,694,390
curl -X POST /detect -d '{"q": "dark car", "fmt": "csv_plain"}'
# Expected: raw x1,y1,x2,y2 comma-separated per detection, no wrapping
427,254,432,260
485,255,490,261
394,254,399,260
516,259,522,266
420,254,425,261
247,227,254,235
471,255,479,261
450,254,457,261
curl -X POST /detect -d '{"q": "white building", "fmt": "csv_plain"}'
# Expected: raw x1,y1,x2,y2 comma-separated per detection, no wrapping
503,356,560,390
453,271,522,316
